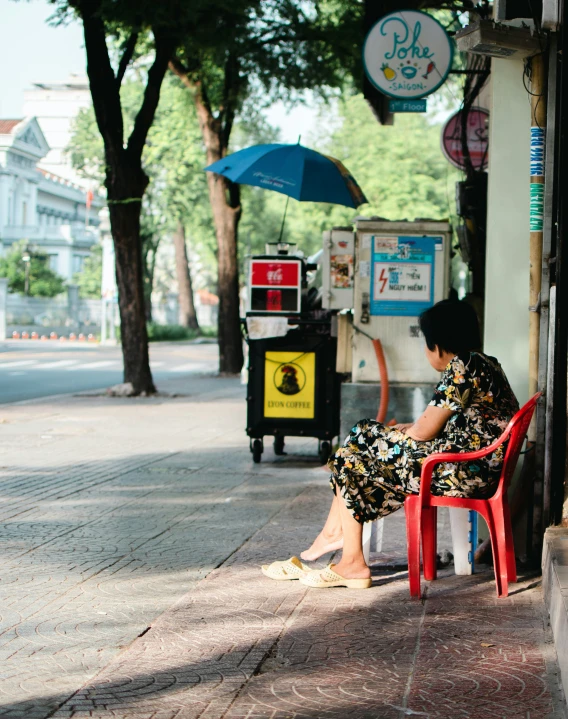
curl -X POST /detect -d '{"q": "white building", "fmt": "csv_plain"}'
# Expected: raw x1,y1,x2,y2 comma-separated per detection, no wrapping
23,74,91,187
0,117,101,280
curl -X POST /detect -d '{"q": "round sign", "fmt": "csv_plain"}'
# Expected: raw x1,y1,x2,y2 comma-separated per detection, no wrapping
363,10,454,100
441,107,489,171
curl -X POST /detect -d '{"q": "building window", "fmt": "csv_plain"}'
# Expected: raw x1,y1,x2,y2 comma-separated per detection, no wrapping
22,202,27,227
47,254,59,272
72,254,85,274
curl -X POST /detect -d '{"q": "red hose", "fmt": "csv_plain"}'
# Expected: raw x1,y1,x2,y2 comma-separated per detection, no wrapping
373,338,389,424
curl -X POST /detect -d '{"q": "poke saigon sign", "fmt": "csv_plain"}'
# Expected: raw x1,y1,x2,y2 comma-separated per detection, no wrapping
363,10,454,100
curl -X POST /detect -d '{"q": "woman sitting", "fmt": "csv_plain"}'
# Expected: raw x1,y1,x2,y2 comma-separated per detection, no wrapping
262,299,519,589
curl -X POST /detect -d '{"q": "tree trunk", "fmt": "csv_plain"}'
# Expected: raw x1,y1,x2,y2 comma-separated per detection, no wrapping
206,173,242,373
107,170,155,394
173,220,199,330
170,62,243,374
79,9,174,395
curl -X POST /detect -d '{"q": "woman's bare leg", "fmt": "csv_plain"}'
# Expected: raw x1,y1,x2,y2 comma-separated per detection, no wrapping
332,487,370,579
300,493,343,561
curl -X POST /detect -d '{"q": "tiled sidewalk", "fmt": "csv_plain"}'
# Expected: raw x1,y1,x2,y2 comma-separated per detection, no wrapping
0,374,566,718
51,493,567,719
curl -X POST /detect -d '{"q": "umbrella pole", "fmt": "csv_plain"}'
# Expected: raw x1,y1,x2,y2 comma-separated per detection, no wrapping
278,195,290,243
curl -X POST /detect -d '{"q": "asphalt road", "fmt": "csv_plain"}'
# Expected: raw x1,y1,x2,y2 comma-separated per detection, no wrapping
0,339,219,404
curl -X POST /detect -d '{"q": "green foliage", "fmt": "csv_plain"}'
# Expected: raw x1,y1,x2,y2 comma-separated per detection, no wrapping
176,0,363,112
0,242,66,297
145,76,213,262
140,193,166,318
68,79,195,305
67,107,104,185
68,74,285,296
74,244,103,298
68,81,154,186
146,323,217,342
146,323,199,342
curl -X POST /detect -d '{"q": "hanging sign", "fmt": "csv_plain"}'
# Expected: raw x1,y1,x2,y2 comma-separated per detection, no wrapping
363,10,454,100
370,235,440,316
388,99,427,113
264,351,316,419
441,107,489,171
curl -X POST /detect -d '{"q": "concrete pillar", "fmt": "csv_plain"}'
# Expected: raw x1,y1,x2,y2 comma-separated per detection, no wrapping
67,284,79,326
484,58,531,404
110,302,117,341
166,292,179,326
0,278,8,341
100,299,107,343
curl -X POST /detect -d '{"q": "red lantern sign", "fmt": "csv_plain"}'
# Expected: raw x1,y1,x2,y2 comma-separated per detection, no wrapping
441,107,489,171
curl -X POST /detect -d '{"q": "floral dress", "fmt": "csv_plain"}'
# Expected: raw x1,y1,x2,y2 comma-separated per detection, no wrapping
329,352,519,524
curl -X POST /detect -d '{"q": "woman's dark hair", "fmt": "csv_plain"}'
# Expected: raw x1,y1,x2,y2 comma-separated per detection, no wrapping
419,300,481,354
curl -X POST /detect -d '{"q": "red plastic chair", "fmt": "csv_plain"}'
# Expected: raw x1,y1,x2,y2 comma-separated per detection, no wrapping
405,393,541,599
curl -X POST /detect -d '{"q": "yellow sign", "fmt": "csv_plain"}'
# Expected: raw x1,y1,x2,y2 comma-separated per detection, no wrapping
264,351,316,419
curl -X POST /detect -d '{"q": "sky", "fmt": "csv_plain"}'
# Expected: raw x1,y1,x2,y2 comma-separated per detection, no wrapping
0,0,316,142
0,0,86,116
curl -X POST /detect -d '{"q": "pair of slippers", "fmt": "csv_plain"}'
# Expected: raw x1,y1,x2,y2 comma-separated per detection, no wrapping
261,556,372,589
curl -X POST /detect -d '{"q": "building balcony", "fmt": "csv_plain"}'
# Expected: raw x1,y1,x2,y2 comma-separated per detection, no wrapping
1,222,98,247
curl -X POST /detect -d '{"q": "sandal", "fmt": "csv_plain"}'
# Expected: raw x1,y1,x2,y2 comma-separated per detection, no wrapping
261,556,311,581
299,564,372,589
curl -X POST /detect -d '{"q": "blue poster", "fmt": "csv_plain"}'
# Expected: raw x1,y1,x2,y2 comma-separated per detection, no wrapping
369,235,440,316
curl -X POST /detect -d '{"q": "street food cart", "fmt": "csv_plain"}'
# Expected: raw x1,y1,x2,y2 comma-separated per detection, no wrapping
204,141,368,464
244,244,341,463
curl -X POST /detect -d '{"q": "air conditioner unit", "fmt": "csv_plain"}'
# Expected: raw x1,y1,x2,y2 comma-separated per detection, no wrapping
494,0,561,32
455,20,544,59
494,0,538,22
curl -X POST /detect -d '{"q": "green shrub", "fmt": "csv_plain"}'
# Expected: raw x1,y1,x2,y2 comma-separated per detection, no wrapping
0,241,65,297
146,323,199,342
115,324,218,342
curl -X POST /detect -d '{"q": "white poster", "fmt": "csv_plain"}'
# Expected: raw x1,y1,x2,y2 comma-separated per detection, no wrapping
372,262,431,302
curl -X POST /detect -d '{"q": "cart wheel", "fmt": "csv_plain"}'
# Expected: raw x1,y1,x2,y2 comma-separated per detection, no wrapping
252,439,263,463
319,441,332,465
273,435,285,455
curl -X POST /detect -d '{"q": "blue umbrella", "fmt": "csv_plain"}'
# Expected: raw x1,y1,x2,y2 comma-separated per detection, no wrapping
205,142,367,208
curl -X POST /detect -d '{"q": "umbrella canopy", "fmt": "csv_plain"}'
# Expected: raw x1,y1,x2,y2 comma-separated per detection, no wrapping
204,143,367,209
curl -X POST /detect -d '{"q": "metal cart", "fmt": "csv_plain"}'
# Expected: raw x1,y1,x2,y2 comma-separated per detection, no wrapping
245,314,341,463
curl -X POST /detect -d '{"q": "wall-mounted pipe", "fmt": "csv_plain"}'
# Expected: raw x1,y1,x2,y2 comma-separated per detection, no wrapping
373,338,389,424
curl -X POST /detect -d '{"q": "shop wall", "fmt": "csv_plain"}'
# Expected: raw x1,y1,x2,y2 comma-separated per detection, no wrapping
484,58,531,405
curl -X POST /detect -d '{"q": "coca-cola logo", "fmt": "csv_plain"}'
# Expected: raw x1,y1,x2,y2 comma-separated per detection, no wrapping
266,266,284,284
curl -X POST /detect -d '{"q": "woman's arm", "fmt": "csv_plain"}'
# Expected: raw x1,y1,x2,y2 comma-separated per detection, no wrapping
404,405,454,442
